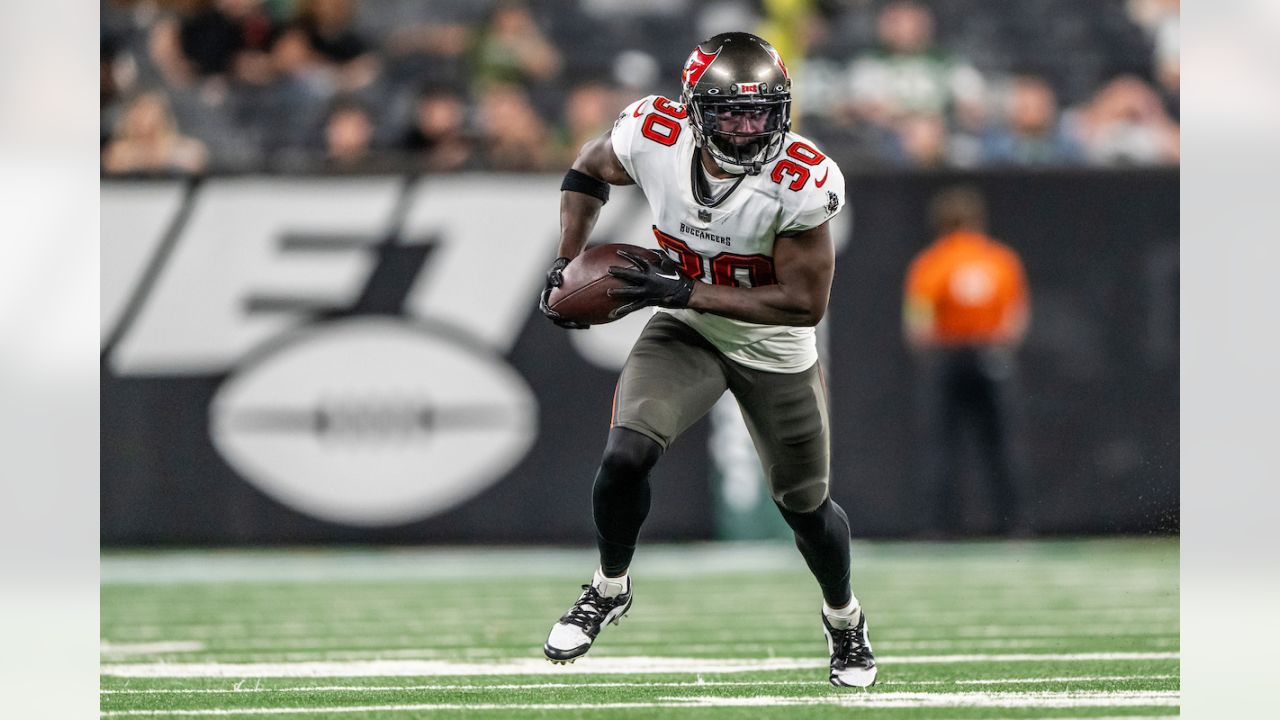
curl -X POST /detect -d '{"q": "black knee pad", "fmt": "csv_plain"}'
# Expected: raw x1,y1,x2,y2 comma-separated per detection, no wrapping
776,496,849,535
598,426,664,479
770,463,829,514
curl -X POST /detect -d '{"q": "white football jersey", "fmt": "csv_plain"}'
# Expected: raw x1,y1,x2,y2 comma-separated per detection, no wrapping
610,94,847,373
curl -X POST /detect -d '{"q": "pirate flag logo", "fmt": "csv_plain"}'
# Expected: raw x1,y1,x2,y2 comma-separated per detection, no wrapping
682,46,721,88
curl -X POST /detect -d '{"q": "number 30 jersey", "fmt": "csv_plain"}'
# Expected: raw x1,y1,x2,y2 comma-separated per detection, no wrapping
610,95,847,373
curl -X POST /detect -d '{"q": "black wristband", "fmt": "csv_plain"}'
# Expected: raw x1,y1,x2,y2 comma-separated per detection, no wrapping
561,169,610,204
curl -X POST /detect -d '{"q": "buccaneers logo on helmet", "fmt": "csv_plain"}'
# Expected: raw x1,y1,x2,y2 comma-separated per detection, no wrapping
681,46,720,89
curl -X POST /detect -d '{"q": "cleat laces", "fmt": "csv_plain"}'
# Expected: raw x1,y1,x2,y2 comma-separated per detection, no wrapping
829,620,873,667
560,585,624,632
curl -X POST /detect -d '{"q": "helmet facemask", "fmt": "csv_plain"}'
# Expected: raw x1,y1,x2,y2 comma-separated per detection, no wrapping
685,94,791,175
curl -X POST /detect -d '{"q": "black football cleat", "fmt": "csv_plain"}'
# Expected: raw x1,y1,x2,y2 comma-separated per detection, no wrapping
544,578,632,663
823,610,878,687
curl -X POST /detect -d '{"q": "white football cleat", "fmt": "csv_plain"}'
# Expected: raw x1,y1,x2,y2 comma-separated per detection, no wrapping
544,576,632,663
823,610,878,687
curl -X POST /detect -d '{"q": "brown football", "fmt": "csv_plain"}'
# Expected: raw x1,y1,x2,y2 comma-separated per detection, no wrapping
547,243,667,326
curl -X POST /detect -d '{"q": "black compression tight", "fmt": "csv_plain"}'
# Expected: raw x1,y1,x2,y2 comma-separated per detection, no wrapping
776,497,854,608
592,425,853,608
592,427,664,577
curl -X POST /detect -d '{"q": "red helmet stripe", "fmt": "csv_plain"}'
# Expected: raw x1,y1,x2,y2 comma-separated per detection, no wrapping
766,45,789,81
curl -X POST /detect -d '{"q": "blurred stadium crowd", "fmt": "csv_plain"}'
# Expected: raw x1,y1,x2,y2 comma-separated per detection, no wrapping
100,0,1180,176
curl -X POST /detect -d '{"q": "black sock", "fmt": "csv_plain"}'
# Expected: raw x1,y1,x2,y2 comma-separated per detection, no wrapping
776,497,853,608
592,428,663,577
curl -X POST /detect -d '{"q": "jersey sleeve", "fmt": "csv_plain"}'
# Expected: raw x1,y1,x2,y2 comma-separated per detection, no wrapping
778,155,847,235
610,95,658,189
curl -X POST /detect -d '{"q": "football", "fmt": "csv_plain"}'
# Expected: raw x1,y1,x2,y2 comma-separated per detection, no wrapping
547,243,668,326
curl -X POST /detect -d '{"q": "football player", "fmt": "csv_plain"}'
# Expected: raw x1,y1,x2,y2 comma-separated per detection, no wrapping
538,32,876,687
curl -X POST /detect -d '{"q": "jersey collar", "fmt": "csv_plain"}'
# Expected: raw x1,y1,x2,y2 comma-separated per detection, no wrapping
690,149,746,208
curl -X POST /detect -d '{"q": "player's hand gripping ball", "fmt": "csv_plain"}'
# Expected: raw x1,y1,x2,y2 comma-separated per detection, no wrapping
539,256,589,329
542,244,692,326
607,247,695,314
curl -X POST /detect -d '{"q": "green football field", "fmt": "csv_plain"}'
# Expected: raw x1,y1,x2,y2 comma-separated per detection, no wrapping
100,538,1178,718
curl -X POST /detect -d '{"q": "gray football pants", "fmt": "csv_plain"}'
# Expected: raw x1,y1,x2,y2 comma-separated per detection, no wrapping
611,313,831,513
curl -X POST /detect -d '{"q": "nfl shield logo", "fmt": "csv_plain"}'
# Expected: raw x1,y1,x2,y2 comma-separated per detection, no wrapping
698,208,712,223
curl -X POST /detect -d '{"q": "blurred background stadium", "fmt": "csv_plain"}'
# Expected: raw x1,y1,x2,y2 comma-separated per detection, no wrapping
100,0,1179,175
101,0,1178,546
98,1,1179,715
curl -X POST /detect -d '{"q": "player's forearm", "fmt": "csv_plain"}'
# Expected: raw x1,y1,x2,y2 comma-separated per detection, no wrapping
558,132,630,258
687,282,827,326
557,191,604,259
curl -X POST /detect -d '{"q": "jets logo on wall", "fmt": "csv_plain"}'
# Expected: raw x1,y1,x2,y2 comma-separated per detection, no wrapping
210,318,536,526
102,177,564,527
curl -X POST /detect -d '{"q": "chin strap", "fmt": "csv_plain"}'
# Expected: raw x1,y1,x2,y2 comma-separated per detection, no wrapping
711,153,751,176
707,146,765,176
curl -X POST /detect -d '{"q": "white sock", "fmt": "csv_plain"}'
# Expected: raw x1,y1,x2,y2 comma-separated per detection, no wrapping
823,596,862,629
593,568,629,599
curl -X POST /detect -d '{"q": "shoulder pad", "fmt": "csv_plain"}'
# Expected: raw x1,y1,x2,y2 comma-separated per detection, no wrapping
611,95,690,185
774,136,846,234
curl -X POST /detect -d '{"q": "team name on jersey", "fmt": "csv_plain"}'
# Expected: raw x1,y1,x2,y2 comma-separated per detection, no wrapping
679,222,732,246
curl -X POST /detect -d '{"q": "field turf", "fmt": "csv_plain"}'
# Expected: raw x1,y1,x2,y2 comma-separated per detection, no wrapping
101,538,1178,718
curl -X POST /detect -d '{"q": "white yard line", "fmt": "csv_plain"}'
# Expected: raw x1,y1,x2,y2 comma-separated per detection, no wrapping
100,640,1177,664
100,651,1179,678
100,674,1178,694
97,639,1179,663
99,622,1178,646
99,607,1181,638
101,642,207,656
99,691,1180,716
96,633,1177,654
957,674,1178,685
1018,712,1177,717
99,656,832,678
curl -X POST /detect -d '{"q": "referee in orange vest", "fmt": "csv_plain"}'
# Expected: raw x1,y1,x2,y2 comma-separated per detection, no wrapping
903,186,1031,537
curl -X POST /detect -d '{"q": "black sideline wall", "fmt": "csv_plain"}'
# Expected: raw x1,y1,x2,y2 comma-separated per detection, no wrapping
101,168,1177,544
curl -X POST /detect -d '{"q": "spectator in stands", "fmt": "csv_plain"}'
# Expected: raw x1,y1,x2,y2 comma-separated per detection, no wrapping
1155,32,1179,121
384,21,473,91
472,0,563,90
903,186,1031,537
477,83,553,171
895,112,949,169
102,35,121,108
103,91,209,175
1127,0,1180,119
150,0,280,90
401,86,474,172
556,81,620,166
981,76,1083,166
845,1,986,128
320,97,400,173
101,0,1176,173
274,0,379,95
1068,75,1179,166
102,36,127,148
